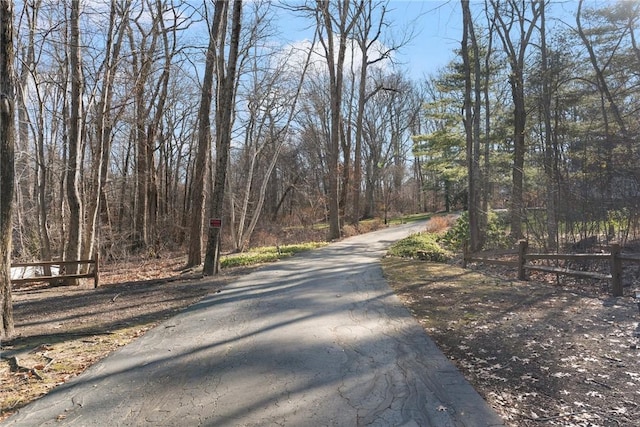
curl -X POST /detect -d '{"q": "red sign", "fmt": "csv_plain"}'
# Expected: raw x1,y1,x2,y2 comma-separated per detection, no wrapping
209,218,222,228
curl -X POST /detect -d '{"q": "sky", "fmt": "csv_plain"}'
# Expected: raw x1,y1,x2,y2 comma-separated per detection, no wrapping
387,1,462,79
274,0,596,82
275,1,464,81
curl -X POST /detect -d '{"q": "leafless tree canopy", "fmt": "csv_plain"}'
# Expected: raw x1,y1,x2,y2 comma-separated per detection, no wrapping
2,0,639,304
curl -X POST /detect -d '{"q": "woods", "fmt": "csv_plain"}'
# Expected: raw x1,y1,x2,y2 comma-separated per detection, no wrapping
2,0,640,337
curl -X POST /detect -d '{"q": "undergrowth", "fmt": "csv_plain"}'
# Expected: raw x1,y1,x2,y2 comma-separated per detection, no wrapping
387,232,452,262
221,242,327,268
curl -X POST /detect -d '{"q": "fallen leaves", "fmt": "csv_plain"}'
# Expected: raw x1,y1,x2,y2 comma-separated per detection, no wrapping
382,258,640,427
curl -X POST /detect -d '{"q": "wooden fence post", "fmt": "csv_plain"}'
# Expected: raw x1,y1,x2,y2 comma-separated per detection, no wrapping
94,252,100,289
610,243,622,297
462,240,468,268
517,239,528,281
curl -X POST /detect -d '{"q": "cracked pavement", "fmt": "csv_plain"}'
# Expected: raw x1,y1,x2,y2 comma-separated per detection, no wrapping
2,222,504,426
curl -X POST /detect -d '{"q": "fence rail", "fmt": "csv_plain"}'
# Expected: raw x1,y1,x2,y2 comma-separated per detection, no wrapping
463,240,629,296
11,254,100,288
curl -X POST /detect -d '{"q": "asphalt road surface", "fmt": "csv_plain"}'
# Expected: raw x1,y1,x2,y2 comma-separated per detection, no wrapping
3,222,504,426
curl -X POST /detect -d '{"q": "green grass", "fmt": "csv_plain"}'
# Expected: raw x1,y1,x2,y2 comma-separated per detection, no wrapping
220,242,328,268
220,213,434,269
386,213,433,225
387,232,452,262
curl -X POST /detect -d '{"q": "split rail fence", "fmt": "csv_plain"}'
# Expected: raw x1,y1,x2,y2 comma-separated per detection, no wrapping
463,240,640,297
10,254,100,288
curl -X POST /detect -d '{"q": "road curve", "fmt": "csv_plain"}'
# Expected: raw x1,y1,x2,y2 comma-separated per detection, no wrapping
3,222,504,426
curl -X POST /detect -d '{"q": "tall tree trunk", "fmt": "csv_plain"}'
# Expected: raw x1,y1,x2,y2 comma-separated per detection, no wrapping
462,0,481,251
352,51,367,224
352,0,387,225
203,0,242,275
540,1,558,251
134,85,149,248
187,1,226,267
15,6,37,260
65,0,84,281
83,0,126,265
471,8,485,249
35,112,51,268
318,2,342,240
482,17,494,221
0,0,15,338
316,0,364,240
131,2,164,250
509,75,526,240
491,0,540,240
19,2,51,266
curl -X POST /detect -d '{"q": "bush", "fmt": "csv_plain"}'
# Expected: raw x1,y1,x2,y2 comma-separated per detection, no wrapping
387,232,451,262
341,224,358,237
425,215,454,233
358,219,385,233
438,210,511,251
438,212,470,250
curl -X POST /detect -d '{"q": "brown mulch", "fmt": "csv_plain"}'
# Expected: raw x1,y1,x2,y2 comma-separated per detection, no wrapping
2,249,640,426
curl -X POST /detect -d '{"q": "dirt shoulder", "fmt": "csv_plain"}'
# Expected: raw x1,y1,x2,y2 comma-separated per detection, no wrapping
383,257,640,427
2,253,640,425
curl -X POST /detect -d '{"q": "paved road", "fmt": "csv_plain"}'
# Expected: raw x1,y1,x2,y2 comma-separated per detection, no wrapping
3,222,504,426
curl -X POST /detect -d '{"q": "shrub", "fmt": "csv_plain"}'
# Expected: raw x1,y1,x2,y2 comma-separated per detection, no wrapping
387,232,451,262
425,215,451,233
438,210,510,251
438,212,470,250
341,224,358,237
358,219,385,233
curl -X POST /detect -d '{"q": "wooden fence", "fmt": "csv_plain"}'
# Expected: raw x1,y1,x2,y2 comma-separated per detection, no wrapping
11,254,100,288
463,240,640,297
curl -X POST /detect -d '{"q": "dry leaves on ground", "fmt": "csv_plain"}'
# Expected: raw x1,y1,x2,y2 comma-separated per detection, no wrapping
383,258,640,427
3,251,640,426
0,255,255,421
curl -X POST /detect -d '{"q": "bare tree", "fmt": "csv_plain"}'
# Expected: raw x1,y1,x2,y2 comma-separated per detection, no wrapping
203,0,242,275
187,1,226,267
315,0,364,240
65,0,84,281
230,26,313,252
129,0,174,250
16,1,53,267
351,0,393,225
82,0,129,264
0,0,15,338
359,70,415,219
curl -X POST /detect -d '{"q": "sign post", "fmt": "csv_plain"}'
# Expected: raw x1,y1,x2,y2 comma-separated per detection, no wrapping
209,218,222,228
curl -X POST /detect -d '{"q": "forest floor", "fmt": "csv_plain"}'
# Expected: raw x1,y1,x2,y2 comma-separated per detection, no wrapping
383,258,640,427
1,246,640,425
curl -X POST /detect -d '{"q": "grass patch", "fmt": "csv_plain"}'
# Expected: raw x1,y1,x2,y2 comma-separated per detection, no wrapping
387,232,452,262
386,213,433,225
221,242,327,268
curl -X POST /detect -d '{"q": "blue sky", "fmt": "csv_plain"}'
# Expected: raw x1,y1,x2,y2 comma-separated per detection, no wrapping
275,0,592,81
389,1,461,79
275,1,463,80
